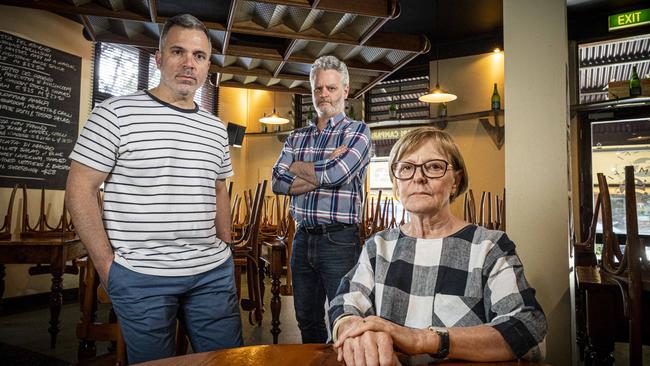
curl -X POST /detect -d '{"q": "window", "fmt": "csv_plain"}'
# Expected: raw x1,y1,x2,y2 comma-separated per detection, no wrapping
93,43,217,113
365,65,430,122
577,106,650,260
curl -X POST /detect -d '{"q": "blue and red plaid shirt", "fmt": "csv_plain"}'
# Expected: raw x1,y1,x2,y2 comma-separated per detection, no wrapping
272,112,371,226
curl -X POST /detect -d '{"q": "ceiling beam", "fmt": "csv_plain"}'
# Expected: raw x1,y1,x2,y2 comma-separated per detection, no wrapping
352,49,426,99
79,14,97,41
210,64,310,82
272,39,299,78
253,0,398,18
1,0,426,52
219,80,310,95
89,34,393,74
358,1,399,45
147,0,157,23
0,0,150,21
230,22,428,53
222,0,239,55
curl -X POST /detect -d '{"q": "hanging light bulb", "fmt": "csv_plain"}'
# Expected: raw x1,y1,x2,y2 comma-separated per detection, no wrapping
260,92,289,125
419,0,457,104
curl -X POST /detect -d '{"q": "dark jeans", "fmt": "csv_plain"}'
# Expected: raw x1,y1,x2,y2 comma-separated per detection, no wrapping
291,225,361,343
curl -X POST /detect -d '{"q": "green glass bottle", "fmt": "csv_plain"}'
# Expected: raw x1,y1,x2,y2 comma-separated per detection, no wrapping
630,66,641,97
438,102,447,118
491,83,501,110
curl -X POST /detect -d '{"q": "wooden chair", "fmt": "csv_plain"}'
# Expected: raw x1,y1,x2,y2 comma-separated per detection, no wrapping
232,180,268,325
0,184,19,240
464,189,505,231
573,190,601,361
596,168,649,365
76,256,190,365
463,189,477,224
21,186,75,238
76,257,127,366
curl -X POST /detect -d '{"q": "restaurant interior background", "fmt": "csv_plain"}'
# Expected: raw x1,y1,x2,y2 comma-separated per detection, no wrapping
1,0,649,365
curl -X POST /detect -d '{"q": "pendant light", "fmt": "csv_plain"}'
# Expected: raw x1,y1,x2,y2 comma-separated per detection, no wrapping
419,0,457,104
259,92,289,125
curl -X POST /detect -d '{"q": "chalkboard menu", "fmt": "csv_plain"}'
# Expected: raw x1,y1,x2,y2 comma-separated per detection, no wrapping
0,31,81,190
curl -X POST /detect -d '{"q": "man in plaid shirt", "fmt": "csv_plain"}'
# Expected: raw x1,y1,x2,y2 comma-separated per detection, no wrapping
272,55,372,343
329,128,546,364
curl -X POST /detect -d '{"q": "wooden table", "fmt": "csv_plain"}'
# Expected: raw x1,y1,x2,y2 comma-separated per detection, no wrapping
0,234,86,348
575,265,650,365
135,344,550,366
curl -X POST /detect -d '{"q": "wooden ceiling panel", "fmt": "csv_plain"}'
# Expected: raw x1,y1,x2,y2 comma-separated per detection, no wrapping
0,0,428,95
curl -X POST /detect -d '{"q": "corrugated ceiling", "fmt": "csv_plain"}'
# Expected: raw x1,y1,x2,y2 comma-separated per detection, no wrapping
579,35,650,104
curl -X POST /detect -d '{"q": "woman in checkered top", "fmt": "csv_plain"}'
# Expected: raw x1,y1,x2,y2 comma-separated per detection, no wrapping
330,127,547,365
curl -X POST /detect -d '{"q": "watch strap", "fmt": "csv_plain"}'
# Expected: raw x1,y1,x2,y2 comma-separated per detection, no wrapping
428,326,449,359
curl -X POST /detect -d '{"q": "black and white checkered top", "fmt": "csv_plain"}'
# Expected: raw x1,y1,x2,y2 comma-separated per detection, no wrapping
329,225,547,360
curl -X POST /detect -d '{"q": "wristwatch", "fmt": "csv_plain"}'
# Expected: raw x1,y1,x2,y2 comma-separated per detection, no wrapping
427,326,449,359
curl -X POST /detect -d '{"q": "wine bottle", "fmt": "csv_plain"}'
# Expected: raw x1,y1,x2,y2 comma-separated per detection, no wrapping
438,102,447,118
491,83,501,110
630,66,641,97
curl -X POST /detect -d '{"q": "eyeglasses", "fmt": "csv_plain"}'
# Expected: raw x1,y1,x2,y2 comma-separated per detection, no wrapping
391,159,452,180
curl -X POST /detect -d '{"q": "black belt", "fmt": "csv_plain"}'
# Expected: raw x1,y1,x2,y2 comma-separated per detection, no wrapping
301,223,357,235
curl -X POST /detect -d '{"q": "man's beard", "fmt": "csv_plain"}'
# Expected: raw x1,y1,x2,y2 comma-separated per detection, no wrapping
315,98,344,116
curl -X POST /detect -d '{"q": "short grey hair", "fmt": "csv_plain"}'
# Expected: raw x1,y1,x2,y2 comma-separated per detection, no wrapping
159,14,211,53
310,55,349,88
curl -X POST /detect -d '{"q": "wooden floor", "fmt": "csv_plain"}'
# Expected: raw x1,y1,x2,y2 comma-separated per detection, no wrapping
0,275,647,365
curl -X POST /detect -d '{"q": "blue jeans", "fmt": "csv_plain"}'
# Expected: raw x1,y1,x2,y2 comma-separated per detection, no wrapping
291,225,361,343
107,255,243,364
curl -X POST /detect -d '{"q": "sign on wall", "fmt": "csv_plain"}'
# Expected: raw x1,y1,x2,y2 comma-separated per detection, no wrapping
0,31,81,190
608,8,650,31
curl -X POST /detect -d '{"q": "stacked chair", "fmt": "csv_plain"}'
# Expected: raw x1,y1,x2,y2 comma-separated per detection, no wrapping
359,191,403,242
593,167,649,365
231,180,267,325
463,188,506,230
0,184,19,240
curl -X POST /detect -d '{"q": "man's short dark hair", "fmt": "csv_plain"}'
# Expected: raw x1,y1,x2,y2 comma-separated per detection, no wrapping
159,14,211,53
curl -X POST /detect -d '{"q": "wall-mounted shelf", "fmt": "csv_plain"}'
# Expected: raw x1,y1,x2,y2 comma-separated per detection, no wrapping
570,96,650,113
367,110,504,149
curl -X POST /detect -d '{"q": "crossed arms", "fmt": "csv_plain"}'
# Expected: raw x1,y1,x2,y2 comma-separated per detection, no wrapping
271,124,370,196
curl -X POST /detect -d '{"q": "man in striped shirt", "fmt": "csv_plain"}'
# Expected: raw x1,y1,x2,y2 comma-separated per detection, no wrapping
272,55,372,343
66,14,241,363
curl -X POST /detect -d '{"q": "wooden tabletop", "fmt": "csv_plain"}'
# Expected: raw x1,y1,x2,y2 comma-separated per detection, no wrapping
135,344,550,366
0,233,80,246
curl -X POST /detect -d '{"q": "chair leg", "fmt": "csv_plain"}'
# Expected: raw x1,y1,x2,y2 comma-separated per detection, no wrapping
234,265,241,300
250,258,263,325
259,262,266,308
241,261,256,311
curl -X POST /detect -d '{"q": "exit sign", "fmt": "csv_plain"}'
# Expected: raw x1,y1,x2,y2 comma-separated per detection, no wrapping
609,9,650,31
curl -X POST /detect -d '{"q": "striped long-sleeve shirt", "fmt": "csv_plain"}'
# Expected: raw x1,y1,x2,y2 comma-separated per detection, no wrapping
69,90,233,277
271,112,371,226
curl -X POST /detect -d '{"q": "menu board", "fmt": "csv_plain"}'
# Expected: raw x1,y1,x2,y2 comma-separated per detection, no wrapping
0,31,81,190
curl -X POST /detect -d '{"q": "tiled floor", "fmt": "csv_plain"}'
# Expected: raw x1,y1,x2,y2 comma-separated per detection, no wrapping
0,275,302,364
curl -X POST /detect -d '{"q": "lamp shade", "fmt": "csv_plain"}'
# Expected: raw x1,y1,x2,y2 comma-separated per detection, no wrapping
418,83,458,103
259,110,289,125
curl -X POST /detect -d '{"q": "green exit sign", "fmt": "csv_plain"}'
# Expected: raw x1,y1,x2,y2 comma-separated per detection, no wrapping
609,9,650,31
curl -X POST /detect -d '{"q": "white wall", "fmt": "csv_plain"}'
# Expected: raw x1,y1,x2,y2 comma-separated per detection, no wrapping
0,5,94,298
504,0,572,364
